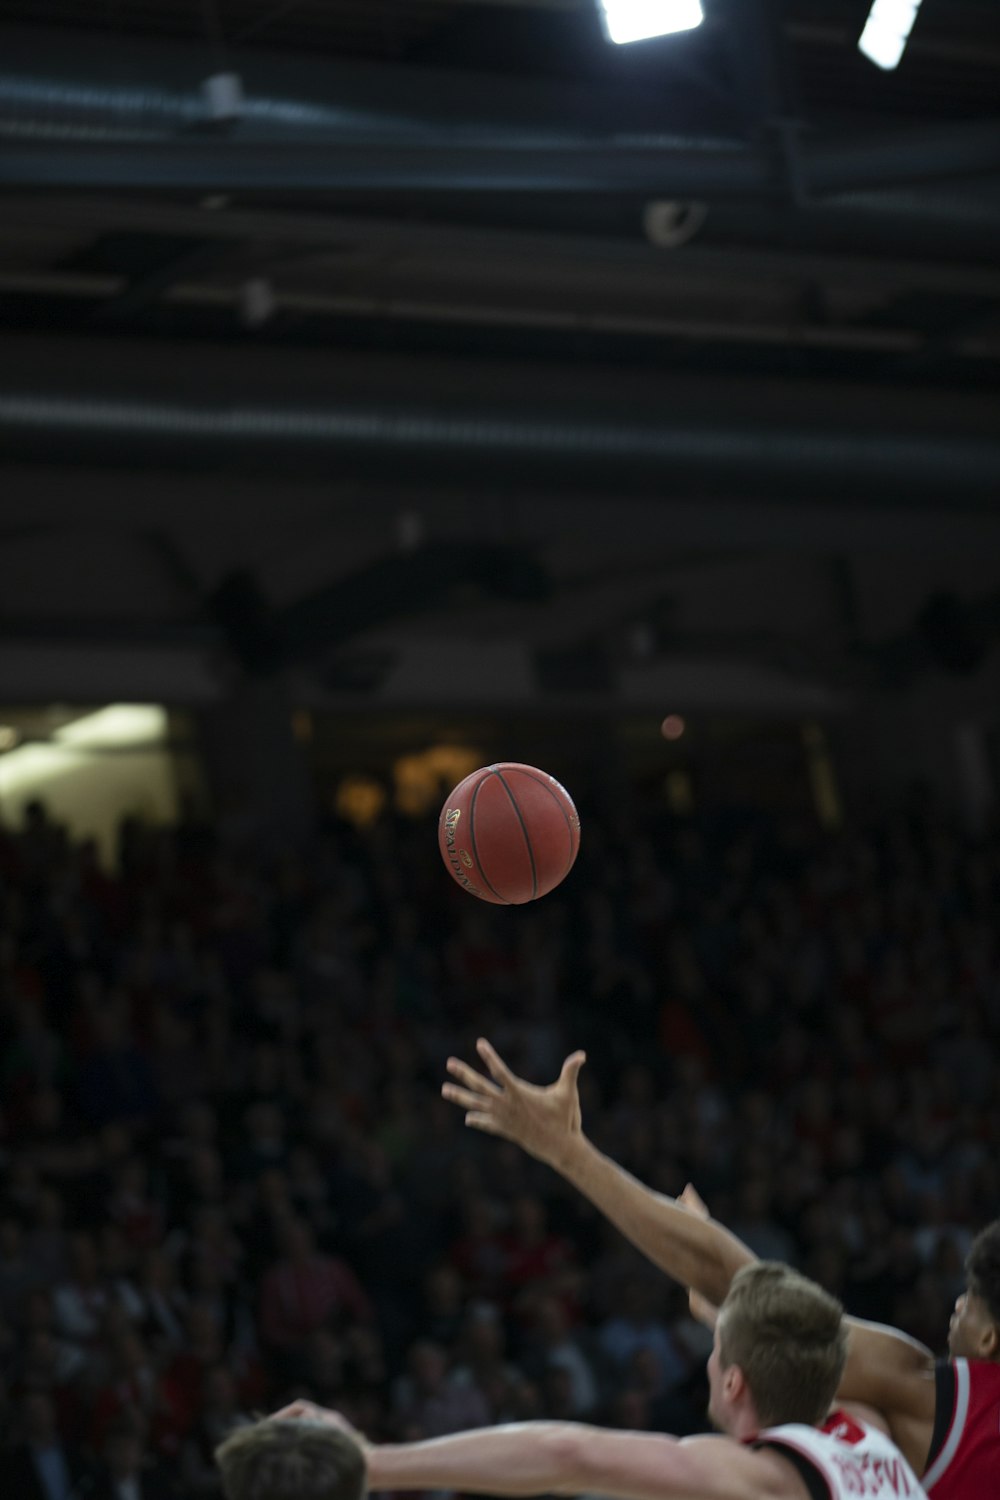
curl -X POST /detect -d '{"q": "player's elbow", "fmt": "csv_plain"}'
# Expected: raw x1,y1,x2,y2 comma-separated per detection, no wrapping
697,1245,752,1308
544,1427,601,1495
720,1230,758,1275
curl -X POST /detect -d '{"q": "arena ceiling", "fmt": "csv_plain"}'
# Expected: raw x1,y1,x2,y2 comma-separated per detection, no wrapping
0,0,999,713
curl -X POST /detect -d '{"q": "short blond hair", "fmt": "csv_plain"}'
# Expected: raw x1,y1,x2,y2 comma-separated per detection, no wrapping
718,1262,847,1427
216,1419,366,1500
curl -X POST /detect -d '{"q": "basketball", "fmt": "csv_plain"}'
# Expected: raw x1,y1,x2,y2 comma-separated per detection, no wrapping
438,763,581,904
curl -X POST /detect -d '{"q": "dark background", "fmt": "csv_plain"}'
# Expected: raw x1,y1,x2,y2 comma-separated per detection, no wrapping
0,3,998,1497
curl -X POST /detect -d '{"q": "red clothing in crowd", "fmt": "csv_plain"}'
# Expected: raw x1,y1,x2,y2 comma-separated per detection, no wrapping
259,1251,372,1348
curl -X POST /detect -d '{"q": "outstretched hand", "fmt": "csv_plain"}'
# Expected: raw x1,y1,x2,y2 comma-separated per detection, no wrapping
442,1038,587,1171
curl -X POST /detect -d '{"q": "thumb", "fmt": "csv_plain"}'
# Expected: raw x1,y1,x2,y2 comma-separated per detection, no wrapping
678,1182,710,1219
559,1051,587,1088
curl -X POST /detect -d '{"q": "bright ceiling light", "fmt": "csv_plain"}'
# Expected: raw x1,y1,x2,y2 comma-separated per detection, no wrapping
56,704,167,748
598,0,704,46
0,705,168,800
858,0,923,69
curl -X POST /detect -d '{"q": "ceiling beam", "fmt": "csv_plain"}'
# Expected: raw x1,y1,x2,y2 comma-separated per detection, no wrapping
6,195,1000,297
89,240,225,325
7,267,1000,360
4,123,1000,198
0,333,996,501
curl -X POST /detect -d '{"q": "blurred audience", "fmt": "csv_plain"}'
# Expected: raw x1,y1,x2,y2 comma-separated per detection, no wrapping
1,793,998,1495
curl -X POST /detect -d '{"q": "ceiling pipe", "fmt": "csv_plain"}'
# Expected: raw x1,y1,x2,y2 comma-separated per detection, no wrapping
0,339,997,502
0,23,736,146
0,137,774,197
3,124,999,202
0,27,998,199
6,183,1000,272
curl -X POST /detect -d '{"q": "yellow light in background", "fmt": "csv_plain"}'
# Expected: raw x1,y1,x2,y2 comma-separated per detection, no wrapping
336,774,387,828
665,769,695,816
423,744,482,783
292,710,314,743
394,753,437,817
394,744,483,817
802,721,842,829
0,726,19,751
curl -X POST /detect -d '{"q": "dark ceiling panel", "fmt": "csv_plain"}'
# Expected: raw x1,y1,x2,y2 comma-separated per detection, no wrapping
0,0,459,57
0,0,997,389
1,0,998,115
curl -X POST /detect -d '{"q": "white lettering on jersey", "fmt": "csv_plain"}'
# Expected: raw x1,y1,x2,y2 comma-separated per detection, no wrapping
759,1415,927,1500
829,1450,915,1496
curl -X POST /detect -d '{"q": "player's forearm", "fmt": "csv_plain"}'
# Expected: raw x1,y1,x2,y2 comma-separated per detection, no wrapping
558,1136,755,1305
368,1423,581,1496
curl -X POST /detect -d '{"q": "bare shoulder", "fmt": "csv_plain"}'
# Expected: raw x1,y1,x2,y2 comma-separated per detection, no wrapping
672,1436,812,1500
841,1318,937,1423
555,1427,815,1500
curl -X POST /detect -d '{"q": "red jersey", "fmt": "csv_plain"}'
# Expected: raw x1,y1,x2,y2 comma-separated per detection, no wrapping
924,1357,1000,1498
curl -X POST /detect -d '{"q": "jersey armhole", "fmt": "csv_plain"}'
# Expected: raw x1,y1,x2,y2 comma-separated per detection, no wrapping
753,1440,831,1500
926,1360,956,1472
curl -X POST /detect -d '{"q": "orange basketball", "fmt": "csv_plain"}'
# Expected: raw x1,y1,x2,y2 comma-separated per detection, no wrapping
438,763,581,904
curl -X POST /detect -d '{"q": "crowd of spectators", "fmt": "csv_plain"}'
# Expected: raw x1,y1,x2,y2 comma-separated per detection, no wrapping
0,788,997,1498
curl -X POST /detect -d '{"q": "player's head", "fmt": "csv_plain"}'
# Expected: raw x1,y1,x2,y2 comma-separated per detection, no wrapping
708,1262,848,1436
216,1419,366,1500
949,1220,1000,1360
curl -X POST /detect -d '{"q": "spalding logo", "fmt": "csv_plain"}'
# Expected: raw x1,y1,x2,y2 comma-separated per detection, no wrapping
443,807,482,896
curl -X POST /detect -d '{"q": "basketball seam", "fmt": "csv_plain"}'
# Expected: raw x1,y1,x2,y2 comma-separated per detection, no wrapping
504,766,577,882
493,768,537,902
469,774,510,905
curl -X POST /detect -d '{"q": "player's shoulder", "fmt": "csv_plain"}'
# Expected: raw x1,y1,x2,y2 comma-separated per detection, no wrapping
744,1441,817,1500
739,1433,836,1500
676,1434,809,1500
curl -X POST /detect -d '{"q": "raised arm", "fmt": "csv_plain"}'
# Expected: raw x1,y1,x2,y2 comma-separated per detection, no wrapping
441,1042,938,1476
442,1040,754,1307
271,1403,791,1500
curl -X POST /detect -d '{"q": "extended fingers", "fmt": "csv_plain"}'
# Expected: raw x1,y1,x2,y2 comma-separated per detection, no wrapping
442,1083,496,1113
476,1037,514,1085
445,1056,502,1096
